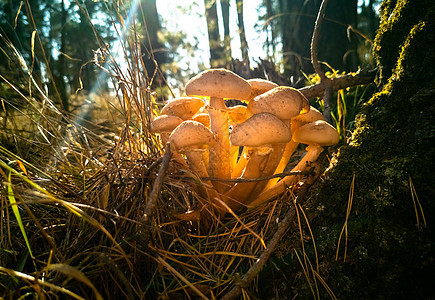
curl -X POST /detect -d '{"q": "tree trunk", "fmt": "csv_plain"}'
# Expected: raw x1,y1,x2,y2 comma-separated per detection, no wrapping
236,0,250,74
58,0,68,111
220,0,232,66
141,0,166,87
257,0,435,298
322,0,359,71
265,0,276,57
204,0,223,68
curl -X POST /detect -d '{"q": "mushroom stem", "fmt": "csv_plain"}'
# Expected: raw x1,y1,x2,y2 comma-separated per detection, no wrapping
263,140,299,190
208,98,232,193
184,149,224,214
223,147,271,211
264,107,325,190
231,147,249,178
184,149,209,179
247,145,324,207
246,143,286,201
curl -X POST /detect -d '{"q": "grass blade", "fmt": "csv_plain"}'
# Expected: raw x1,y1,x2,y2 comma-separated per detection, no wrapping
6,172,34,261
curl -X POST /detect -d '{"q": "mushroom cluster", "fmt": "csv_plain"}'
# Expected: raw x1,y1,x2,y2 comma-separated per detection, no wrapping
151,68,339,214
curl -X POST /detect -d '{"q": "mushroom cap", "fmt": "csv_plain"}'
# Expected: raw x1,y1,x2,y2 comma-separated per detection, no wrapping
246,78,279,101
185,68,251,100
227,105,248,124
169,120,216,151
230,112,292,147
290,106,324,132
160,97,206,120
247,86,310,120
292,120,339,146
150,115,184,134
192,113,211,128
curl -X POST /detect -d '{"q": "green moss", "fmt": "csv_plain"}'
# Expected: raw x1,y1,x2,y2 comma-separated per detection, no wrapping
373,0,434,84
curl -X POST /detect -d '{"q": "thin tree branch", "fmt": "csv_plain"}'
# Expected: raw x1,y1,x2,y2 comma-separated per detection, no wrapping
310,0,333,122
298,68,377,99
310,0,330,83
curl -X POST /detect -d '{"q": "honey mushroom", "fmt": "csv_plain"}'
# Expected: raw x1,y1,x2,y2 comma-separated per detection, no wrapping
168,120,225,213
160,96,206,120
246,78,279,101
185,69,251,193
248,120,339,207
151,69,338,215
150,114,184,146
231,79,278,178
150,114,186,166
223,112,292,211
243,86,310,202
264,106,324,190
152,96,206,165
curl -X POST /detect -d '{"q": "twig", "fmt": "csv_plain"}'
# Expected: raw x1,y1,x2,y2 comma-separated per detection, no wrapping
142,143,172,224
310,0,333,123
311,0,329,82
199,169,314,183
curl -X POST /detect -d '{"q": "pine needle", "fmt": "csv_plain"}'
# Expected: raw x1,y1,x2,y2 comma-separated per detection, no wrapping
409,176,426,227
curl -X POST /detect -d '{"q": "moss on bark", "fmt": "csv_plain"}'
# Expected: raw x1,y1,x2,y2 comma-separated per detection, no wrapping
259,0,435,298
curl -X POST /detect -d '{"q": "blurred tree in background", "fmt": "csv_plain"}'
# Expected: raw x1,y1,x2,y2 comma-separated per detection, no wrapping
137,0,168,90
0,0,114,112
260,0,380,81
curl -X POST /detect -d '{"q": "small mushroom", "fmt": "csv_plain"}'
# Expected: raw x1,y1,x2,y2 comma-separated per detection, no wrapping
185,69,251,193
246,78,278,101
150,115,186,165
247,86,310,120
249,120,339,207
223,113,292,210
169,120,216,178
160,97,206,120
169,120,225,213
264,106,324,190
150,115,184,145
